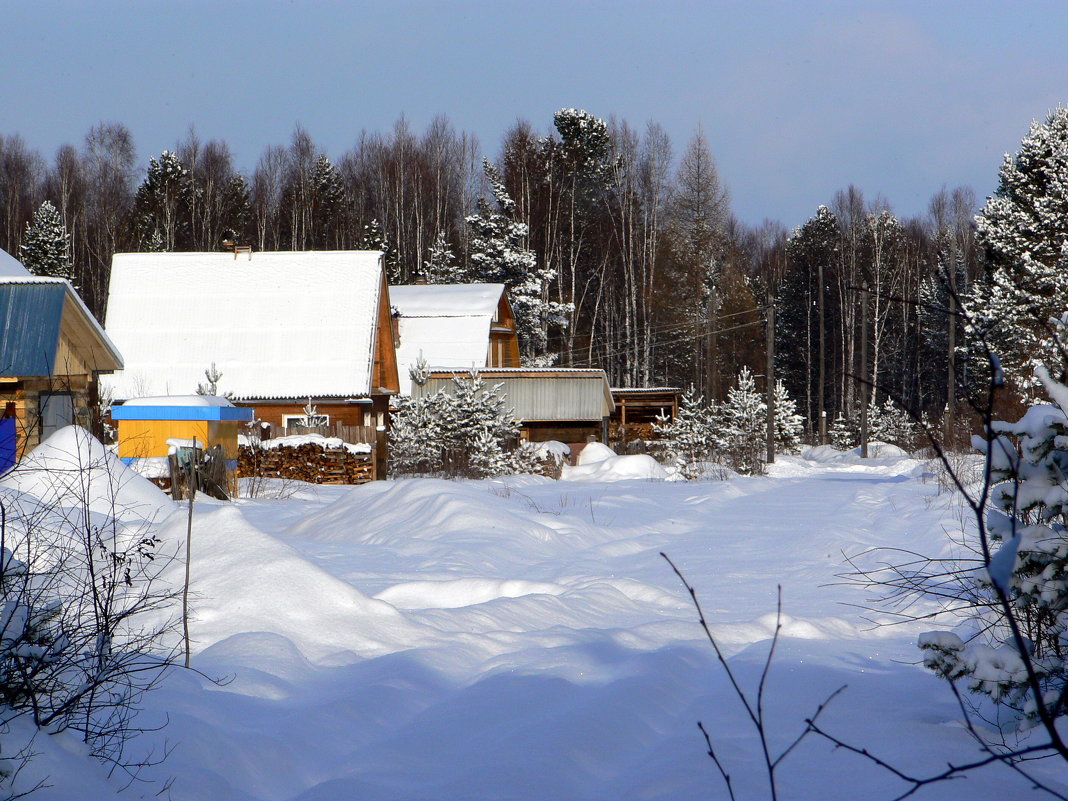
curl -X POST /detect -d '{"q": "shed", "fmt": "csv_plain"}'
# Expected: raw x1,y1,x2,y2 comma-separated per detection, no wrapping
610,387,682,445
111,395,253,493
414,367,613,446
0,248,123,463
391,283,519,394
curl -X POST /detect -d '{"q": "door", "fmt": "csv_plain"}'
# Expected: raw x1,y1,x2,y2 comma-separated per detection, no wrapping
40,392,75,440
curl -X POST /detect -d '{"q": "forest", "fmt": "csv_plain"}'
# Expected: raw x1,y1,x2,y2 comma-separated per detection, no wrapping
0,109,1007,438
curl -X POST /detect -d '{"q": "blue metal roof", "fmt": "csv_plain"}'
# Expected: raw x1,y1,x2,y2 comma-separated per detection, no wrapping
0,283,65,376
110,403,254,422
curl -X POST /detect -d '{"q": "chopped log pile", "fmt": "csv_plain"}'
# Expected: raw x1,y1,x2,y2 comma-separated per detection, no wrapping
239,442,376,485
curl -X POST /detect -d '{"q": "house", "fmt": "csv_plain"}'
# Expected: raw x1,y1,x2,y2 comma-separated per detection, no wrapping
101,251,400,437
390,283,520,394
0,248,123,465
412,367,613,454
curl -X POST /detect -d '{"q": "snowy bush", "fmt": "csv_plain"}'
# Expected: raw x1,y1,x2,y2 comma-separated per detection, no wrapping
919,366,1068,726
390,372,546,479
0,427,178,784
829,399,920,452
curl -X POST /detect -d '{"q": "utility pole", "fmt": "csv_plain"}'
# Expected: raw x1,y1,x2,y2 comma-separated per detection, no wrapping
859,281,870,459
766,291,776,465
818,261,826,444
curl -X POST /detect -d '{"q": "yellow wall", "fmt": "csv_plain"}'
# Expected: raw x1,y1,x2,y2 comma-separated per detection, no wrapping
117,419,239,459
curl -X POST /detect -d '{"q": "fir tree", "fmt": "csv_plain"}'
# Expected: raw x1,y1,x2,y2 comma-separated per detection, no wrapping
968,107,1068,396
653,386,721,479
361,219,400,283
20,200,73,281
422,230,466,283
311,154,347,248
830,414,858,450
719,367,767,475
133,150,192,252
389,372,539,479
772,379,804,454
467,160,571,363
921,366,1068,726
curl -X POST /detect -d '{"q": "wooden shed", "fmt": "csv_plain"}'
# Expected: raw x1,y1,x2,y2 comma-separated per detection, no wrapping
0,249,123,466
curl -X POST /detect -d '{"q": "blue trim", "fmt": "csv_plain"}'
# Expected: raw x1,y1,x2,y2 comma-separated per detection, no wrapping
0,419,15,475
111,404,254,422
120,456,135,465
225,459,238,470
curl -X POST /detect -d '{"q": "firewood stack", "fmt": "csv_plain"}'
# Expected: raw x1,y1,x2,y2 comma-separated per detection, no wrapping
238,443,376,484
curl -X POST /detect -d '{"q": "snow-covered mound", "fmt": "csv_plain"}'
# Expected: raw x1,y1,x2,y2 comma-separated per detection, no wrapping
562,453,668,482
240,432,372,454
529,439,571,463
0,425,173,523
577,441,616,465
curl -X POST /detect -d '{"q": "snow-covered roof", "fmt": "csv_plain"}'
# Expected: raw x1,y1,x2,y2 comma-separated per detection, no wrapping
391,284,506,395
0,248,31,277
103,251,385,401
390,283,505,317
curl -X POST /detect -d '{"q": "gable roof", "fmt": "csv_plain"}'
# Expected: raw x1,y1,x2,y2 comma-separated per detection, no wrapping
102,251,387,401
0,249,122,377
390,283,506,395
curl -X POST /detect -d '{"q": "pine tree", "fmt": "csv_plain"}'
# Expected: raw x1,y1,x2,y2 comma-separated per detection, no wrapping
389,372,537,479
20,200,73,281
772,380,804,454
311,154,347,248
920,366,1068,726
652,386,721,479
361,219,400,283
830,414,858,450
969,107,1068,396
467,160,571,363
133,150,192,251
718,367,767,475
422,230,466,283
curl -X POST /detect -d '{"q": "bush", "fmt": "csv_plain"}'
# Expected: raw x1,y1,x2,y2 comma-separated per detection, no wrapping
390,372,546,479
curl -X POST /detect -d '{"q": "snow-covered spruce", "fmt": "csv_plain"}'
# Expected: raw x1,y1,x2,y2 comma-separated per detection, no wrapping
20,200,73,282
920,365,1068,725
967,107,1068,397
655,372,803,478
466,160,572,364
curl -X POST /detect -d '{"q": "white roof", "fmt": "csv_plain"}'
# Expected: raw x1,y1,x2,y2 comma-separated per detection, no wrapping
103,251,385,401
390,283,504,317
391,284,505,395
0,248,31,277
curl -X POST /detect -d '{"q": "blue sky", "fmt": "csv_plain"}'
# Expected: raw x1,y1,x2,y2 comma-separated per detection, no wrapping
5,0,1068,226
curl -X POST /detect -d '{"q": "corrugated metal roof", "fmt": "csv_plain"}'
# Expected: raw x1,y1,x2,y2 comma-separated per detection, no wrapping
0,283,65,376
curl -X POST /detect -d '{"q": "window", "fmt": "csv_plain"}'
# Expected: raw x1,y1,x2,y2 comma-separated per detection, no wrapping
282,413,329,430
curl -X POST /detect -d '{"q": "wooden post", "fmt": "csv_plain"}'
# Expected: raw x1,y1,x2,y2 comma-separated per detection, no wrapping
183,436,196,668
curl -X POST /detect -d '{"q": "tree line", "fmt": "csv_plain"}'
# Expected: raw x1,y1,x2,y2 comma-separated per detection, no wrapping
1,110,995,437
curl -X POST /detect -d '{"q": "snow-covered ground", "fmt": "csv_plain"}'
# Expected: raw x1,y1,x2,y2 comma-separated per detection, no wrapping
15,442,1068,800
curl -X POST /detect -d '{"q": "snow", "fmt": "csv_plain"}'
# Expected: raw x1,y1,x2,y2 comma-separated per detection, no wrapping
0,247,31,277
102,251,384,401
14,441,1067,799
391,283,506,395
0,425,173,524
562,453,669,482
126,394,237,407
576,441,616,465
241,432,372,454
